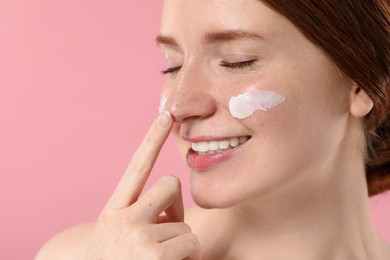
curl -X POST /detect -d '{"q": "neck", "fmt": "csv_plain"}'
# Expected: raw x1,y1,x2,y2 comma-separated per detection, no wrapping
212,151,388,260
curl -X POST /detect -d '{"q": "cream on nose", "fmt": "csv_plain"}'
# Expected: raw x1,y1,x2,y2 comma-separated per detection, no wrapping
163,95,216,122
159,94,168,113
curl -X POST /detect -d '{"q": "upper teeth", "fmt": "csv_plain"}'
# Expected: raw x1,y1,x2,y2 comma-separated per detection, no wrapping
191,136,250,153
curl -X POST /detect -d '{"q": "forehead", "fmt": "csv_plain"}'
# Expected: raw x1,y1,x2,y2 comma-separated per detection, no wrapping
159,0,292,45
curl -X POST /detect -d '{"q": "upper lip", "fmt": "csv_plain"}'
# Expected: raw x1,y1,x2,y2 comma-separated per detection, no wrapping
182,135,251,143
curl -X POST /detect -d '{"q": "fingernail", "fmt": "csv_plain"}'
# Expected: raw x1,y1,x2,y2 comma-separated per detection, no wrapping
157,111,171,129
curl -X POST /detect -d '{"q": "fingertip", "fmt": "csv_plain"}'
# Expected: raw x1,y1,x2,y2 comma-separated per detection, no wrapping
157,111,173,129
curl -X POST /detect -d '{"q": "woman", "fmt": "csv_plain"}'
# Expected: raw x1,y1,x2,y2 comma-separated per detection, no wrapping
36,0,390,259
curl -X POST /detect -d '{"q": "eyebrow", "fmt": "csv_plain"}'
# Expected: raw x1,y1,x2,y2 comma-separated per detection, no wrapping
155,30,265,47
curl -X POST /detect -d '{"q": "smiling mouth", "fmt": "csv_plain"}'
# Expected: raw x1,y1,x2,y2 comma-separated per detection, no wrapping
190,136,251,154
186,135,252,171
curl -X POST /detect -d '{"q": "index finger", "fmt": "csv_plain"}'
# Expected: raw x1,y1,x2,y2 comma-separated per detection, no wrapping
105,111,173,210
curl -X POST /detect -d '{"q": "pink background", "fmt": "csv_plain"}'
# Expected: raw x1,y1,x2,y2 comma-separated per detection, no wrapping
0,1,389,259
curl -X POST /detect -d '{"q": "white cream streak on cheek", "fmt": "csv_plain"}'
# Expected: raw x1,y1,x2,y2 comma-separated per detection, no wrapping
159,95,167,113
229,89,286,119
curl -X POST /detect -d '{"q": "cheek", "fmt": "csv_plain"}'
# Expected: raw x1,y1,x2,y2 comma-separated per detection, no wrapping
172,124,189,156
258,53,350,151
236,76,349,175
273,95,347,176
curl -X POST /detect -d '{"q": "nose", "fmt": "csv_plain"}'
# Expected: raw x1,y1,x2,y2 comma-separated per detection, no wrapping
164,65,217,123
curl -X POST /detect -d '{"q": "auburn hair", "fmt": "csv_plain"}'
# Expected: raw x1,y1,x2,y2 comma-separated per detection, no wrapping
259,0,390,196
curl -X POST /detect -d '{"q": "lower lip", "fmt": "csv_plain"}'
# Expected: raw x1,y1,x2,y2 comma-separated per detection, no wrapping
186,141,249,171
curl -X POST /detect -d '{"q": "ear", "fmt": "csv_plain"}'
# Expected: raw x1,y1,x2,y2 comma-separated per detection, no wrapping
349,84,374,118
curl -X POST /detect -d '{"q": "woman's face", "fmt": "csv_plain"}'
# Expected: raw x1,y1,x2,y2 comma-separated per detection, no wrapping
158,0,353,208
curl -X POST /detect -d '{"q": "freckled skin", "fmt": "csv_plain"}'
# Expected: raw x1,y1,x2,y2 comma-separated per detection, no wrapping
36,1,390,259
160,0,352,208
157,0,390,259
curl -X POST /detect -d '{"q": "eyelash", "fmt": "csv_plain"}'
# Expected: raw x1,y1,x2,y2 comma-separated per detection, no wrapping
161,59,257,74
161,66,182,75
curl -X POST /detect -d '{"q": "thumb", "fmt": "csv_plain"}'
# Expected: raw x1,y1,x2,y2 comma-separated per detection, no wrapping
164,176,185,222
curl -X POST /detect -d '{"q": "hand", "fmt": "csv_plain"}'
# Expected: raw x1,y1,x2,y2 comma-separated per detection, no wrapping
86,111,202,260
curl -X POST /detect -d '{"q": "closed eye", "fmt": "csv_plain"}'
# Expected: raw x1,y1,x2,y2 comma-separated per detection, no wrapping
219,59,256,69
161,59,257,75
161,65,182,75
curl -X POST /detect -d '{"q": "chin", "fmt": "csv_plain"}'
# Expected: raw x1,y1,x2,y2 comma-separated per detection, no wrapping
191,193,234,209
189,179,246,209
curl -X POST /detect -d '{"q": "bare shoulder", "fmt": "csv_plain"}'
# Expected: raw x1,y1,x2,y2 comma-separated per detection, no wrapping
35,222,95,260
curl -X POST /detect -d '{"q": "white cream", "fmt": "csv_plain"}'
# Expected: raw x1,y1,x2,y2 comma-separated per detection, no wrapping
159,94,167,113
229,89,286,119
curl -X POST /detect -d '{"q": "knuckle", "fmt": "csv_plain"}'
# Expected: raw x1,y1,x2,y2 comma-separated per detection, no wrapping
96,210,115,226
129,227,150,243
143,135,153,145
160,175,181,190
181,222,192,232
185,232,199,246
129,159,150,176
148,247,165,260
123,208,142,223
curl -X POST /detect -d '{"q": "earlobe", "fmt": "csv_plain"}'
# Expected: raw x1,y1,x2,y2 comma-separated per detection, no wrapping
349,84,374,118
